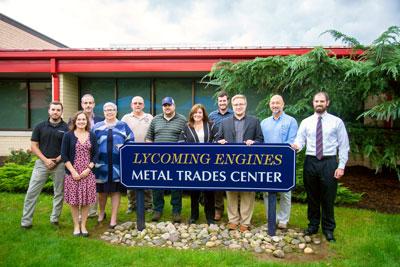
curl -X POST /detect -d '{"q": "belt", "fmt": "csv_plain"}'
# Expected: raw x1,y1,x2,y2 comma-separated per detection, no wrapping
306,155,336,160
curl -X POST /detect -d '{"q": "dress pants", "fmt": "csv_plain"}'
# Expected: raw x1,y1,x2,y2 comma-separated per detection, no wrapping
152,190,182,214
127,189,153,209
21,160,65,226
263,191,291,224
303,156,338,233
226,191,255,226
190,191,215,222
214,191,225,212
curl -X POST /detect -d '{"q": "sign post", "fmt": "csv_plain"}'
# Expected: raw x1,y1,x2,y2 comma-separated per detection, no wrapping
120,143,296,235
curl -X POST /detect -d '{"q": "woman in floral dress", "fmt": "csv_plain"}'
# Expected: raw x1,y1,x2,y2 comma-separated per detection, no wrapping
61,111,98,236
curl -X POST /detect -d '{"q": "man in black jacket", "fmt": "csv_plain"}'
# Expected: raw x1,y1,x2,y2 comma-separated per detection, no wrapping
217,94,264,232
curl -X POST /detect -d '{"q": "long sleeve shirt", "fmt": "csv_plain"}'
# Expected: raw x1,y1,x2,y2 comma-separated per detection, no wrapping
294,112,349,169
260,112,298,144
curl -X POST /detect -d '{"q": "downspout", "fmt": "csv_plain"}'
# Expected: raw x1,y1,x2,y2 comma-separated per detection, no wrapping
50,58,60,101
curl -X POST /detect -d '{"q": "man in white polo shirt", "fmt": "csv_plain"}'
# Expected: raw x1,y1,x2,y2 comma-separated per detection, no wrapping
121,96,153,213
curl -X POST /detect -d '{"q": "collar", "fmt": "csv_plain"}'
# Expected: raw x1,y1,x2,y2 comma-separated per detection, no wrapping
218,108,233,115
313,111,328,119
233,114,246,121
272,111,285,121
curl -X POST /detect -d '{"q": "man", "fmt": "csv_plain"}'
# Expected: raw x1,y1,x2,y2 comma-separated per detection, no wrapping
122,96,153,213
260,95,298,229
145,97,187,223
217,94,263,232
292,92,349,242
208,91,234,221
21,101,68,229
81,94,104,218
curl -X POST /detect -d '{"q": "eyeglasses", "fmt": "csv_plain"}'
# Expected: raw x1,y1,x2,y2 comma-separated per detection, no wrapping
132,102,143,105
104,109,116,112
232,103,246,107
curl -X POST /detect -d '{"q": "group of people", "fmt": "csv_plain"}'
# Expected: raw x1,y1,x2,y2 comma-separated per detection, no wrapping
20,90,349,243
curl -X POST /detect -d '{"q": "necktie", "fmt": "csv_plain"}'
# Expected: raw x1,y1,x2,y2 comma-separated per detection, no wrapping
316,116,323,160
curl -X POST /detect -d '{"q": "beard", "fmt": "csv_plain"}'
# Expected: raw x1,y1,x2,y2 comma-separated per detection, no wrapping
314,106,327,113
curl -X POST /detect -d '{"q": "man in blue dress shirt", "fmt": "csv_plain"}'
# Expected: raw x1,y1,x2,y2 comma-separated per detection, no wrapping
208,91,233,221
292,92,349,242
260,95,298,229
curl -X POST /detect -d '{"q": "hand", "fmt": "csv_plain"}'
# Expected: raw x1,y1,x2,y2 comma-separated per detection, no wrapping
291,144,299,151
244,140,255,146
218,139,227,145
334,168,345,179
72,171,81,180
44,158,56,170
80,168,91,179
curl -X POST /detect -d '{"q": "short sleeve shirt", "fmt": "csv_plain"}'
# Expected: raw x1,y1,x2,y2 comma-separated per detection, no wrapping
31,119,68,158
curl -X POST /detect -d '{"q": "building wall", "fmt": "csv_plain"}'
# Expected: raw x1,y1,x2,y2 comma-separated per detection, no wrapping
0,131,31,156
59,73,79,121
0,20,60,49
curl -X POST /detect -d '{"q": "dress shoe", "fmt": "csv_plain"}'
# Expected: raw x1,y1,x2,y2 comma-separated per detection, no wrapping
239,225,250,232
324,232,336,242
188,218,197,224
304,228,318,236
172,213,182,223
81,231,89,237
73,231,81,237
227,223,238,230
21,224,32,230
214,210,222,221
152,211,162,222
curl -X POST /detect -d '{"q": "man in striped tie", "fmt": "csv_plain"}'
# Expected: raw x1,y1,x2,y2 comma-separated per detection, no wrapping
291,92,349,242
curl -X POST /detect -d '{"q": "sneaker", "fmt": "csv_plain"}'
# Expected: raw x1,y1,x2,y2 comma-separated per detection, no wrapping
172,213,181,223
227,223,238,230
152,211,162,222
277,223,287,229
239,225,249,232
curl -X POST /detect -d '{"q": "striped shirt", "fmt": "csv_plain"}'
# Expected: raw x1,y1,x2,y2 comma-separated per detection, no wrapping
146,113,187,142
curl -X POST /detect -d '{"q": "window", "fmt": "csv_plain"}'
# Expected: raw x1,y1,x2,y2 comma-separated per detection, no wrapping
117,79,151,118
155,79,192,117
0,80,51,130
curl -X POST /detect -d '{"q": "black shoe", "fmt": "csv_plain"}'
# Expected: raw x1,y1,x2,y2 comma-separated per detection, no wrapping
188,218,197,224
81,231,89,237
324,232,336,242
21,224,32,229
108,224,117,229
50,221,59,227
207,219,216,225
73,231,81,237
304,228,318,236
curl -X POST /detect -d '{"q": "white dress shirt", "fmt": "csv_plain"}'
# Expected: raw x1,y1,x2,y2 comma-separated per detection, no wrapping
294,111,349,169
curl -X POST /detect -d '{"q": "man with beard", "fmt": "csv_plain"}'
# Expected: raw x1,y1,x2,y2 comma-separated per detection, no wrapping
261,95,298,229
81,94,104,218
146,97,186,223
208,91,233,221
21,101,68,229
292,92,349,242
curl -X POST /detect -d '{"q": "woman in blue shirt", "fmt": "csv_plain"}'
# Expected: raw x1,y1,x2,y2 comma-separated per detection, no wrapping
92,102,134,228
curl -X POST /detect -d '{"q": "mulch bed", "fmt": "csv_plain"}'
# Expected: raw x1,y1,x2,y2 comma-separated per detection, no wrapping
341,166,400,214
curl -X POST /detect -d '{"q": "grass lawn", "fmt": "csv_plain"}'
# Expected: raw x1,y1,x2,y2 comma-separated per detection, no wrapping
0,192,399,267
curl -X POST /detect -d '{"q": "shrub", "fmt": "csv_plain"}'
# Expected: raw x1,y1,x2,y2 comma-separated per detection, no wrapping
5,149,34,165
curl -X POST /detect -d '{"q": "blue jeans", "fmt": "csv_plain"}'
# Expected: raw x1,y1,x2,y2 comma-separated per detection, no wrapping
152,190,182,214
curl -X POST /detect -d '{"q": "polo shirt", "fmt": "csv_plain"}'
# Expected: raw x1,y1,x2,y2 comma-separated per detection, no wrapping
146,113,187,142
31,119,68,158
121,112,153,142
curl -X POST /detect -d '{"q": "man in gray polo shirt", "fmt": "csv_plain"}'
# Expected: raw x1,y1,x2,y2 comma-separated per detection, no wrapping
145,97,186,223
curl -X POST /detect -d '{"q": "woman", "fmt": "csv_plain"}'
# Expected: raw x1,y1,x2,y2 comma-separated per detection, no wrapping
61,111,98,237
179,104,218,225
92,102,134,228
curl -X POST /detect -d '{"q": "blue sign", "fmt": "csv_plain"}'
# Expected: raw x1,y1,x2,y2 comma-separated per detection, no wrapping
120,143,296,192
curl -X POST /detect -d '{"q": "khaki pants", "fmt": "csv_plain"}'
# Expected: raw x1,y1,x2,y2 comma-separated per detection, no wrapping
21,160,65,226
226,191,255,226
